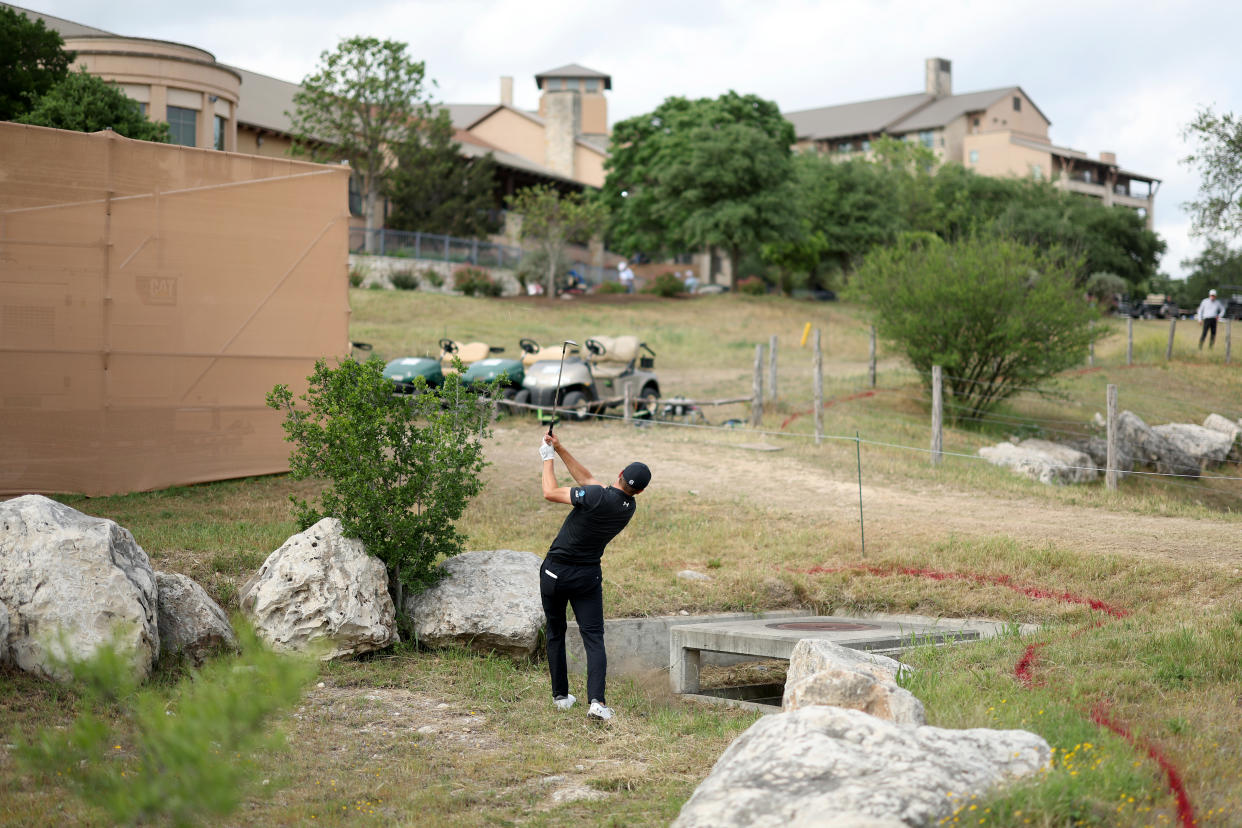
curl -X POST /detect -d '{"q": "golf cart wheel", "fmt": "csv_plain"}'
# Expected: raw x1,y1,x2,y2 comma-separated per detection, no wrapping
562,390,592,421
635,387,660,419
506,388,532,415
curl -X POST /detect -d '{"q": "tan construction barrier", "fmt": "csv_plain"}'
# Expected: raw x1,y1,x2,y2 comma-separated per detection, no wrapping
0,123,351,496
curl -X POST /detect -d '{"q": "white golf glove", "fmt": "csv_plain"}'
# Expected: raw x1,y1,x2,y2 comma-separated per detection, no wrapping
539,442,556,462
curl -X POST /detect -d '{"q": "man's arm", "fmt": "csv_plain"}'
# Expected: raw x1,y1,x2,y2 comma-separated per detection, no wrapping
547,434,600,487
542,454,573,504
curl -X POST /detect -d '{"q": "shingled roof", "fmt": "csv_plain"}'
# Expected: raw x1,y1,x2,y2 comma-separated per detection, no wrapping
533,63,612,90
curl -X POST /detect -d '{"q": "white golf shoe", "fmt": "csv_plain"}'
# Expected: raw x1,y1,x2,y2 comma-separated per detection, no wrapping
553,694,576,711
587,701,614,721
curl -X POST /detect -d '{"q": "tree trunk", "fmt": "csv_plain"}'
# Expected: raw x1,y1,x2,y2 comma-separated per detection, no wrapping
364,174,379,254
729,246,742,292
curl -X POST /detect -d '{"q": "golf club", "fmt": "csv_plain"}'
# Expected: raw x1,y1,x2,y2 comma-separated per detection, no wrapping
548,339,578,435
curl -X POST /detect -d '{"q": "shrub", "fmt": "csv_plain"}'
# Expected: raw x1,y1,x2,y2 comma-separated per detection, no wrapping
737,276,767,295
454,267,503,297
1085,271,1126,304
267,357,495,605
596,281,627,295
855,234,1101,421
16,626,314,826
420,267,444,288
645,272,685,297
390,268,419,290
348,262,368,287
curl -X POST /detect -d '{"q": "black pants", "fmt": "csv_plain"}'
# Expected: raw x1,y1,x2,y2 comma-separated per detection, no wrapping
540,558,606,705
1200,317,1218,348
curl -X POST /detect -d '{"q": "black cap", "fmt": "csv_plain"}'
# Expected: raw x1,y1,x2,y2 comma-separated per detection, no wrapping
621,462,651,492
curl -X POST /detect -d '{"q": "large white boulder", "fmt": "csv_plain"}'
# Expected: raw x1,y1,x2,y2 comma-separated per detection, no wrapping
1203,413,1242,461
0,495,159,681
782,639,923,724
1116,411,1199,477
239,518,398,660
0,601,9,666
155,571,238,666
672,706,1051,828
978,439,1097,485
406,549,543,658
1152,423,1234,468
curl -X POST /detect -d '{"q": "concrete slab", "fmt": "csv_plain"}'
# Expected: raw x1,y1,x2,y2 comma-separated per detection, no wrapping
670,615,984,694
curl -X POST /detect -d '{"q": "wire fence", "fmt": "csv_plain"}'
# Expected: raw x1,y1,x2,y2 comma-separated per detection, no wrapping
349,228,523,269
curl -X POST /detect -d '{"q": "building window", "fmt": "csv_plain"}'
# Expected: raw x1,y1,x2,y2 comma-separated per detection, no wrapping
167,105,197,147
973,116,980,127
1083,169,1093,184
918,130,934,148
566,78,579,91
969,150,979,164
1030,164,1043,180
1013,96,1022,112
139,102,147,116
213,115,226,151
836,141,852,153
860,139,870,152
348,174,363,217
585,79,599,92
546,78,563,91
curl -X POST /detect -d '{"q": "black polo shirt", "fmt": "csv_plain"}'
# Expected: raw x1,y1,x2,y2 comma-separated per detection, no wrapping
547,484,635,566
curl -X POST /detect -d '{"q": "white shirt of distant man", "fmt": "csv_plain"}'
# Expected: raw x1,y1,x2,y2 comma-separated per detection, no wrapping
617,261,636,293
1196,289,1226,350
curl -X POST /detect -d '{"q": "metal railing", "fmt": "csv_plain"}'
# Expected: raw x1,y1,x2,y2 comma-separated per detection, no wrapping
350,228,523,269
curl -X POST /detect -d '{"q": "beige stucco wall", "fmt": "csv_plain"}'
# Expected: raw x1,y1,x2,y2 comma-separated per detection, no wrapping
580,93,608,135
236,126,295,159
979,90,1049,141
940,115,969,163
64,36,241,151
573,144,607,188
469,108,548,168
963,131,1052,179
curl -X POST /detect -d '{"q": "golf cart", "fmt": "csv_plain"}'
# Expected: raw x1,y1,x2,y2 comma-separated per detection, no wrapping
522,335,660,422
382,338,500,395
458,339,535,412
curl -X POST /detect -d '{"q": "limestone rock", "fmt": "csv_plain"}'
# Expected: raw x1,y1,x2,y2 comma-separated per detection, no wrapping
0,601,9,666
672,706,1051,828
677,570,712,582
785,638,911,685
1203,413,1242,460
783,670,925,725
406,549,542,657
155,571,238,666
1117,411,1199,477
239,518,398,660
783,640,922,724
1064,436,1133,474
0,495,159,681
1152,423,1233,467
978,438,1097,485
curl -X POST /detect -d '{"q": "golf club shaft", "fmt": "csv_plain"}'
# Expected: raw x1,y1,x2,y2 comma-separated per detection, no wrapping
548,342,571,435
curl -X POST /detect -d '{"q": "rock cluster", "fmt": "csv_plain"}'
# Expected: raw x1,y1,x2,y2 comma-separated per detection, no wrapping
980,410,1241,485
781,639,924,725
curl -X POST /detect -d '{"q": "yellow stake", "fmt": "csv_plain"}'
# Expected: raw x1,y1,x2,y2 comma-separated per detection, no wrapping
800,322,812,347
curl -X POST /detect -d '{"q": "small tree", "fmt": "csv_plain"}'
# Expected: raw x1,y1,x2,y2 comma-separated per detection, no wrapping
289,37,434,253
267,358,494,608
18,69,171,142
385,110,498,238
1183,107,1242,239
855,235,1101,421
508,185,608,297
0,6,73,121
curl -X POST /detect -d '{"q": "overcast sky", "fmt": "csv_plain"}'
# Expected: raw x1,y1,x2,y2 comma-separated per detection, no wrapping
29,0,1242,280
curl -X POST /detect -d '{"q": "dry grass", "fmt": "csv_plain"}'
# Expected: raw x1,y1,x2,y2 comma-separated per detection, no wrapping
4,293,1242,825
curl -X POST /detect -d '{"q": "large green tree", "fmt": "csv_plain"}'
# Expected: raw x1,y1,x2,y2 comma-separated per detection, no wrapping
384,110,497,238
508,185,608,297
289,37,433,253
0,6,73,122
1182,107,1242,239
604,91,797,289
17,69,170,142
1173,240,1242,307
855,234,1102,421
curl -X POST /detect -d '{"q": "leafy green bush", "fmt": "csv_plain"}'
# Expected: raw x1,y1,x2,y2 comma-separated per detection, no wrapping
1085,271,1126,303
454,267,502,297
420,267,444,288
348,265,365,287
390,268,419,290
596,281,627,295
16,626,314,827
267,357,495,604
855,234,1101,421
737,276,767,295
644,272,685,297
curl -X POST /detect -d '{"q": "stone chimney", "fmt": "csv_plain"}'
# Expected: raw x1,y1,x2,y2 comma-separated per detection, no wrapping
544,90,580,178
1100,151,1117,165
500,76,513,107
925,57,952,98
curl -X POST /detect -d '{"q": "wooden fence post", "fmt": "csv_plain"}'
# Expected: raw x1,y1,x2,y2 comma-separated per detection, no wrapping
868,325,877,388
1106,384,1119,491
1126,317,1133,366
624,384,632,425
751,344,764,427
1227,318,1233,364
769,334,778,401
813,328,823,445
931,365,943,467
1166,317,1177,361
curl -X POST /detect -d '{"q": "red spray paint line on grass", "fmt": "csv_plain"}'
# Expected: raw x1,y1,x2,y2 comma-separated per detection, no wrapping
799,562,1193,820
1092,703,1196,828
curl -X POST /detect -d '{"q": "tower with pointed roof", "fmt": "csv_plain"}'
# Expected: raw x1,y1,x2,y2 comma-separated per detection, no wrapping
535,63,610,179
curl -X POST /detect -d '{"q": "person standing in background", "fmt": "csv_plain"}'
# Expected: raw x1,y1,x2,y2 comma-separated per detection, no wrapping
1197,289,1225,349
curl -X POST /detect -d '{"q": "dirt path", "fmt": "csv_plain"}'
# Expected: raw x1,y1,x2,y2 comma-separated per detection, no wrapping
488,423,1242,570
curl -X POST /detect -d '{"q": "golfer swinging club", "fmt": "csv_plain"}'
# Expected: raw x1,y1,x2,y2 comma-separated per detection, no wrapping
539,432,650,721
